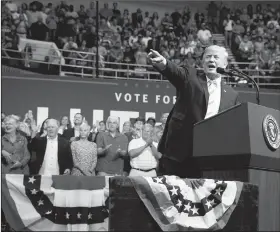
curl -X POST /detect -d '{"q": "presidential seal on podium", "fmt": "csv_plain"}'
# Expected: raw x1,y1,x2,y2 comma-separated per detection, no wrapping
263,115,280,151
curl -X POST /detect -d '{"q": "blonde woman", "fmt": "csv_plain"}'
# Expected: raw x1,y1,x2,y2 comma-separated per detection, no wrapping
71,123,97,176
153,126,163,143
1,115,30,174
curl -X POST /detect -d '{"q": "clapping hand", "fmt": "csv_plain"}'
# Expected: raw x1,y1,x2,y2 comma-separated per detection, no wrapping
10,161,22,170
70,137,77,142
63,169,71,175
146,137,154,147
2,150,13,163
116,147,127,157
104,144,112,151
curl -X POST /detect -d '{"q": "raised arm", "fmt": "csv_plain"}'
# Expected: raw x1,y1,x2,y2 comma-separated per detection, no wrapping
147,49,190,90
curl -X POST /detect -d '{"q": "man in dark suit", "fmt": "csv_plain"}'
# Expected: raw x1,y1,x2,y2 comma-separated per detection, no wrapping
30,119,73,175
62,113,83,141
148,45,239,177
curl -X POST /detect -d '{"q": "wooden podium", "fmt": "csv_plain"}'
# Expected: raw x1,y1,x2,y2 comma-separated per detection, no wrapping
193,102,280,231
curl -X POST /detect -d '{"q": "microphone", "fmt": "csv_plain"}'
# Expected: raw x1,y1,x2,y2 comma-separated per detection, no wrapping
216,67,260,105
216,67,234,75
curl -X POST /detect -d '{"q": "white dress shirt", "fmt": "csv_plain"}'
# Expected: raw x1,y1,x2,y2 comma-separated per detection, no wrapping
39,136,59,175
74,129,80,137
205,76,222,119
128,138,158,170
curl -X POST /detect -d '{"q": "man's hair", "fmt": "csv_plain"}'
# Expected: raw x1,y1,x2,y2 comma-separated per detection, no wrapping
74,113,83,118
146,118,156,126
203,45,228,59
135,117,145,124
143,123,153,131
99,120,105,125
123,121,131,126
106,116,120,129
202,45,229,62
46,118,60,128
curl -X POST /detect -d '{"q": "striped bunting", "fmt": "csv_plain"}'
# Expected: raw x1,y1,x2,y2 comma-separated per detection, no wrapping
130,175,243,231
1,175,109,231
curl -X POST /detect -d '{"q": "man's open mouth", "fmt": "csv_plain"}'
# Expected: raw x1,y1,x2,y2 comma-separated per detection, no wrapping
208,64,216,68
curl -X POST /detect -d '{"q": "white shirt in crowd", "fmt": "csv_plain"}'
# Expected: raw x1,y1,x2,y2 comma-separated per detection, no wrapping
128,138,159,170
204,76,222,119
224,20,234,31
180,46,193,56
129,35,138,47
39,136,59,175
74,129,80,137
197,29,212,42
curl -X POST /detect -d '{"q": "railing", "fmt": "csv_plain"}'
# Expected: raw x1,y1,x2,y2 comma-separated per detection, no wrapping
2,48,280,88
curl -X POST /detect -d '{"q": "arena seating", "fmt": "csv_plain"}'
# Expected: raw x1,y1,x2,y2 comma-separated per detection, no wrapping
1,1,280,89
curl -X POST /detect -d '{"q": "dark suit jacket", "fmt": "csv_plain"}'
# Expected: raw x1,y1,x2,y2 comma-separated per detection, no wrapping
63,128,94,142
156,60,239,162
30,136,73,175
62,128,75,140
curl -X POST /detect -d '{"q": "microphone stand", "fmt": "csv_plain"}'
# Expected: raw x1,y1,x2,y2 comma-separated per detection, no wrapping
231,68,261,105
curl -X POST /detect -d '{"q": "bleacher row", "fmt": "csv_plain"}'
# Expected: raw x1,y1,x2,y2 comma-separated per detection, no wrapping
1,1,280,89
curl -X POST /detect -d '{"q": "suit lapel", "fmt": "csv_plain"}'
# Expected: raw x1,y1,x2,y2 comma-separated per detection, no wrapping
57,136,63,161
219,79,229,112
38,137,48,168
42,137,47,155
198,73,209,108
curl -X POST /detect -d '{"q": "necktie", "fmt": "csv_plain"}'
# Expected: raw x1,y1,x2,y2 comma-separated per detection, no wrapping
207,79,218,88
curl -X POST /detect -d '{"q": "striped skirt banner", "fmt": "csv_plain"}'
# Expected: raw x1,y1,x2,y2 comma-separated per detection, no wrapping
1,174,109,231
130,175,243,231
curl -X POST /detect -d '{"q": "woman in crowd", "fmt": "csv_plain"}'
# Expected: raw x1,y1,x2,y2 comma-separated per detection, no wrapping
153,126,163,143
32,118,49,138
152,12,161,28
122,121,132,134
71,123,97,176
58,115,71,135
1,115,30,174
223,13,234,48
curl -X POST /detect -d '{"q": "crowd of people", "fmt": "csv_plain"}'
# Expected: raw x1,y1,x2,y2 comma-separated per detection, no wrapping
1,1,280,82
220,4,280,79
1,110,169,177
1,0,214,76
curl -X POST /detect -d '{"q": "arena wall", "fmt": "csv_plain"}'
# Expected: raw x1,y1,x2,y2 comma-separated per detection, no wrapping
2,74,280,127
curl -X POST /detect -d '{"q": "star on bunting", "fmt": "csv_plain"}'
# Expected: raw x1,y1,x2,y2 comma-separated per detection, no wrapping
205,200,212,209
184,202,191,211
191,205,199,215
31,189,38,195
215,188,223,196
38,200,44,206
28,176,36,184
176,199,182,208
154,177,163,184
169,186,178,196
65,212,70,219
